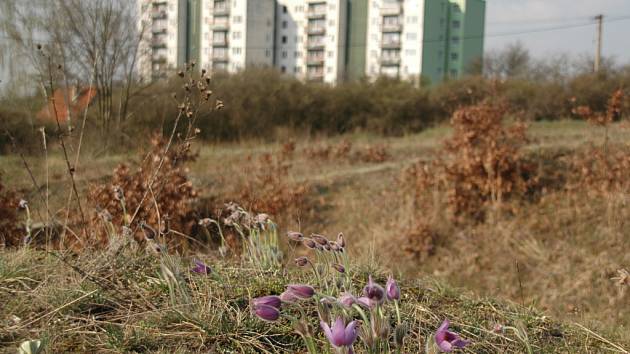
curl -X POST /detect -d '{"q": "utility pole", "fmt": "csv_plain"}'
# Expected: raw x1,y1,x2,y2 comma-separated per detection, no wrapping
594,14,603,73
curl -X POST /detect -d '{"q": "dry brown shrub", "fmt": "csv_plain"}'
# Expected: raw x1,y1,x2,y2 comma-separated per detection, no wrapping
406,100,533,223
571,144,630,195
572,89,625,126
569,89,630,196
0,177,21,247
356,144,390,163
401,220,436,261
236,150,308,216
88,133,198,247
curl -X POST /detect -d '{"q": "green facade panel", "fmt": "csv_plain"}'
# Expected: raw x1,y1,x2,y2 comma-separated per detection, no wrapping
346,0,369,81
422,0,485,84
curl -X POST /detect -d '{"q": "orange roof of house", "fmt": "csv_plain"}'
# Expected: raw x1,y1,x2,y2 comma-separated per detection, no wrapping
37,87,97,123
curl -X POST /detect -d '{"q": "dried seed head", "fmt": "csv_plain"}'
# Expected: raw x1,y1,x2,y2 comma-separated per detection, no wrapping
303,238,317,249
294,256,309,267
255,213,270,224
18,199,28,209
332,263,345,273
311,234,329,246
113,186,124,201
215,100,224,110
336,232,345,248
287,231,304,242
329,242,341,252
177,70,184,78
198,218,212,227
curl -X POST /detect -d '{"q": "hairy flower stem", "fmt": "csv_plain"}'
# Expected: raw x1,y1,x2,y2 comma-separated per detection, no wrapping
394,300,401,325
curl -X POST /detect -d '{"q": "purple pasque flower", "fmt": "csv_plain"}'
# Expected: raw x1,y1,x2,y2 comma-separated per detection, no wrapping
386,275,400,301
363,275,385,303
191,259,211,274
286,284,315,299
279,290,301,303
357,296,378,309
338,292,358,308
435,319,470,352
252,304,280,322
251,295,281,309
321,317,359,348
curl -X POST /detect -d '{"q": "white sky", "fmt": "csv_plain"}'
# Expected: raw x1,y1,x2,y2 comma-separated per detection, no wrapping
485,0,630,63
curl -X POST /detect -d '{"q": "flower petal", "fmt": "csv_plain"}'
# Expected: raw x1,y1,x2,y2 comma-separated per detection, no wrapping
344,320,359,346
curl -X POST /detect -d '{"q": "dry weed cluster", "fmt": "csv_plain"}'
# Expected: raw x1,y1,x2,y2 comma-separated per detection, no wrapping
235,149,309,216
302,139,390,164
0,177,21,247
88,134,199,248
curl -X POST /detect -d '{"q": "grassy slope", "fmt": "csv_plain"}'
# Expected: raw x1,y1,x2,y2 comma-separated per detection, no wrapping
1,248,627,353
1,120,629,352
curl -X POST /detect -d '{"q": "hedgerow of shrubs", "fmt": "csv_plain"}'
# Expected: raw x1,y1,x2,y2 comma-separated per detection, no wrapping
2,68,630,152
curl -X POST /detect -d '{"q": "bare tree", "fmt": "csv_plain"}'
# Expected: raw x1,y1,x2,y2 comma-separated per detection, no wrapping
0,0,147,146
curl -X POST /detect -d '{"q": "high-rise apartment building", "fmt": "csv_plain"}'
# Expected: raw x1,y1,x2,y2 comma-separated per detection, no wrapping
275,0,347,83
138,0,274,80
363,0,485,83
137,0,485,84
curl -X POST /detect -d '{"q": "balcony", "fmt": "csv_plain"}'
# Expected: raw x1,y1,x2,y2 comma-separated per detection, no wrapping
212,37,228,46
151,27,167,35
151,38,167,48
213,21,230,30
212,54,229,62
380,4,402,16
380,57,401,66
152,0,167,6
151,56,168,64
307,26,326,35
213,1,230,16
306,39,325,50
381,40,401,49
151,10,167,20
307,3,326,19
306,57,325,66
381,23,402,32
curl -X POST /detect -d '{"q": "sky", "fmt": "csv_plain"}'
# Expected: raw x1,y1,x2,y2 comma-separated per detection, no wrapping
485,0,630,63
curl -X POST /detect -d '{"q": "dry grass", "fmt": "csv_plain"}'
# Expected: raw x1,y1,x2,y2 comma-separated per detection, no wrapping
1,248,627,353
1,120,630,351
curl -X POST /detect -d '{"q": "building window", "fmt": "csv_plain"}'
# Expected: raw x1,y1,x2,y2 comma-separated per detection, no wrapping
282,20,288,28
452,5,461,13
282,51,288,58
233,47,241,55
450,69,458,76
295,5,303,12
452,20,461,28
294,66,301,73
281,65,286,73
407,16,418,24
406,33,417,40
283,5,287,13
405,49,416,56
282,36,287,44
451,36,460,44
328,19,335,26
233,16,242,23
327,66,333,73
232,31,241,39
265,49,271,57
327,51,333,58
451,52,458,60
